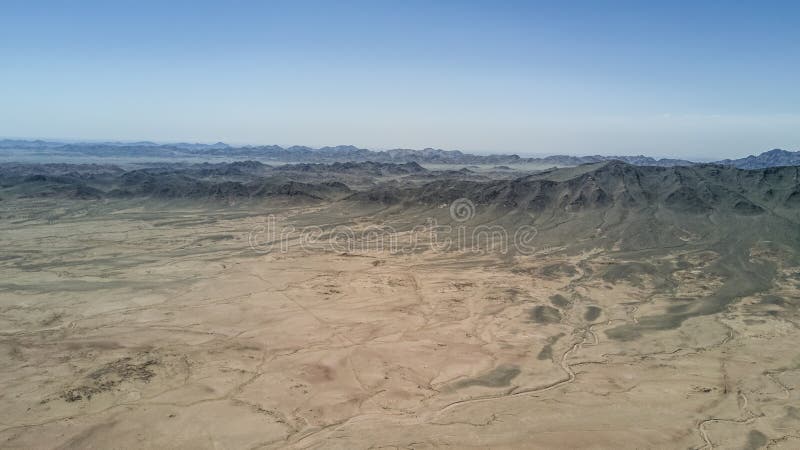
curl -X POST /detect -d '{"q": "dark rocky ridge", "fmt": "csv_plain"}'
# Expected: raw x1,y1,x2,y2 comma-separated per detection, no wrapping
5,160,800,217
0,161,353,201
353,162,800,217
0,160,524,202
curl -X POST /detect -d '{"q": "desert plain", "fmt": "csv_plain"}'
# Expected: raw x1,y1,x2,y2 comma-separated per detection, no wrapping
1,185,799,450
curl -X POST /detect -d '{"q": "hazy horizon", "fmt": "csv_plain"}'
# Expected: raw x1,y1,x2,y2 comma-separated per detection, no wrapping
0,134,790,162
2,1,799,159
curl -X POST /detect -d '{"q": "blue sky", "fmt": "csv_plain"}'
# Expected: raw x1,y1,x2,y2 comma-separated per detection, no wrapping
1,1,798,158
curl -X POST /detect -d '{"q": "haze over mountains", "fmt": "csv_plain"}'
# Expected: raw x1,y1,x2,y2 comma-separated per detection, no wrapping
3,139,798,168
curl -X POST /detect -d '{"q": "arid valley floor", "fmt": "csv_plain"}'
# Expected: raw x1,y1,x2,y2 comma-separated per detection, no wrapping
2,161,800,449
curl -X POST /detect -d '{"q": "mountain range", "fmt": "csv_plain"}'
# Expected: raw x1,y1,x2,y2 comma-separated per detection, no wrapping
1,139,798,169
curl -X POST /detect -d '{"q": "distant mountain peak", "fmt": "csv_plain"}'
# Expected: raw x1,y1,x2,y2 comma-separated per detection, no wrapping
717,148,800,169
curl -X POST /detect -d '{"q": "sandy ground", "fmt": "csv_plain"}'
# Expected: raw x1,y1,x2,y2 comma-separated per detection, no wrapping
1,200,799,449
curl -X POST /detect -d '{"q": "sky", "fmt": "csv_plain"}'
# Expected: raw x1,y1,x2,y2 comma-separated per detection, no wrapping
1,0,799,159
